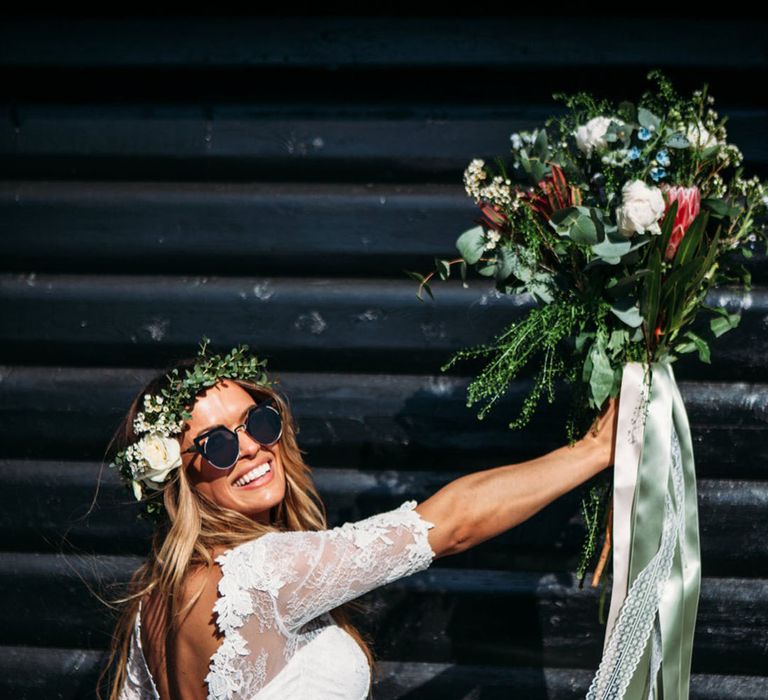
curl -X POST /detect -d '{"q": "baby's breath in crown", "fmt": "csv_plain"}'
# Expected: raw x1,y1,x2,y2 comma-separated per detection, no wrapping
109,336,276,523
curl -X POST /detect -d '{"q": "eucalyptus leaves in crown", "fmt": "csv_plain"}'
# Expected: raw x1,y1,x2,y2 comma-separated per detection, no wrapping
109,336,275,522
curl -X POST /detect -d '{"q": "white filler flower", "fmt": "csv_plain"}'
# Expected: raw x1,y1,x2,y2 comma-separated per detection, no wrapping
615,179,666,237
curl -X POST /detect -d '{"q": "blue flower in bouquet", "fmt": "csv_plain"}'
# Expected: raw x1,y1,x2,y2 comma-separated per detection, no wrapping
628,146,642,161
650,166,667,182
656,149,671,167
638,127,653,141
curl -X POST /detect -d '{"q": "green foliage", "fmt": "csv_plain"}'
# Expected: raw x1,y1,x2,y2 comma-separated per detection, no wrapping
576,478,612,585
456,225,486,264
441,300,586,430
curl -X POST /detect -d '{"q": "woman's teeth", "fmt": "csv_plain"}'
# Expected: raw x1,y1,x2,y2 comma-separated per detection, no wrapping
234,461,272,487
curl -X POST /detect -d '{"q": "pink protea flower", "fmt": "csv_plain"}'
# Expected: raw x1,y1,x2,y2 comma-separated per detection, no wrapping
661,184,701,261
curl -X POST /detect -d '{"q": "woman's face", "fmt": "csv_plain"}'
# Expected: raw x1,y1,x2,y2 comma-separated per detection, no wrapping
180,380,286,523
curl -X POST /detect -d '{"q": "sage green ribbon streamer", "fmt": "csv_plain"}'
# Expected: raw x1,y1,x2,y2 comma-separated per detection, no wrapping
587,362,702,700
665,366,702,698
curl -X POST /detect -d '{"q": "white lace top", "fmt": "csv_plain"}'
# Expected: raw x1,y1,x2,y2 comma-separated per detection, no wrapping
118,499,437,700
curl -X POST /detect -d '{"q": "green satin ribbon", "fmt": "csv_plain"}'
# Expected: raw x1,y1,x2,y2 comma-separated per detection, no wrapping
623,361,702,699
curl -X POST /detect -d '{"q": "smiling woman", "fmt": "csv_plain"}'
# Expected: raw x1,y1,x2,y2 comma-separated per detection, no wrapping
96,340,456,700
181,384,287,525
97,339,615,700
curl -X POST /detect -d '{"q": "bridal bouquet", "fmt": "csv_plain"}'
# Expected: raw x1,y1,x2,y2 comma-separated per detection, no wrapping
409,70,767,699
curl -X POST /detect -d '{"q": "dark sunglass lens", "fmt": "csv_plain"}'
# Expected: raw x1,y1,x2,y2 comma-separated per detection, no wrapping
246,403,282,445
203,429,239,469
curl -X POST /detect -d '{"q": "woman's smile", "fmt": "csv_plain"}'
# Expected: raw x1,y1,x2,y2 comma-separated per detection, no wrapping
232,458,275,489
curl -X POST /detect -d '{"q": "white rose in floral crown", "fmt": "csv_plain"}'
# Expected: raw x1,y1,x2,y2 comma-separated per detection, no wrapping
615,179,666,238
130,432,182,499
685,121,719,149
574,116,614,157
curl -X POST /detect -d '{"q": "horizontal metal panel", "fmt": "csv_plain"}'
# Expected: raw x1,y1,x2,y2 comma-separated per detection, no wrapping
2,181,764,280
1,647,766,700
373,662,768,700
0,275,765,379
1,552,765,674
1,368,767,479
1,458,765,577
1,17,766,69
1,108,767,181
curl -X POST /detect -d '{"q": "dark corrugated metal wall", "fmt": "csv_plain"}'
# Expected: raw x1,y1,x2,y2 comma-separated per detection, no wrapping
1,15,767,699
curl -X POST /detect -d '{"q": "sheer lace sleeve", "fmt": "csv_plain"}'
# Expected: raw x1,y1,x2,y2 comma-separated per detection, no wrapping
204,499,436,700
216,498,436,633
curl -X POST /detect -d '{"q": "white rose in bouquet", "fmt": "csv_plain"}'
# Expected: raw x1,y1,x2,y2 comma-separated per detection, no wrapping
615,179,667,238
574,116,614,157
685,121,719,149
131,432,182,496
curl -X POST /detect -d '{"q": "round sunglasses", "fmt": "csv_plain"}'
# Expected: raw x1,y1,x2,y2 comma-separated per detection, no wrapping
183,398,283,470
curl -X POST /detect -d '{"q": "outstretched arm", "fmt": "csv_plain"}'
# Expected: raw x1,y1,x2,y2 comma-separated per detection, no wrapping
416,396,618,558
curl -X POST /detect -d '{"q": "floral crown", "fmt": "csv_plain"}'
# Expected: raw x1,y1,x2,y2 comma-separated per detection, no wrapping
109,336,276,523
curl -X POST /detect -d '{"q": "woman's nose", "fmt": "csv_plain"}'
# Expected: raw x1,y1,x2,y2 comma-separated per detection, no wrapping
236,425,262,455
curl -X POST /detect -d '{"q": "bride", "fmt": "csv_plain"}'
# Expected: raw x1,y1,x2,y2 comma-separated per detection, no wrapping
98,340,618,700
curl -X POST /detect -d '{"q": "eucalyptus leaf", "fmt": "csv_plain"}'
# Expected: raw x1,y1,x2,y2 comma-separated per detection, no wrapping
533,129,549,160
575,331,595,353
570,214,600,244
584,257,615,271
477,260,498,277
607,328,629,356
494,246,517,281
549,206,582,230
665,132,690,149
456,225,486,265
529,160,550,182
405,270,426,283
511,257,534,282
609,296,644,328
527,272,555,303
591,236,632,263
638,107,661,131
551,206,606,245
589,340,614,407
582,345,594,384
435,258,451,281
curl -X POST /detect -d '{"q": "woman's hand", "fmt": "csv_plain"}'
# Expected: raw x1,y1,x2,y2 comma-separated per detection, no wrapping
582,394,619,470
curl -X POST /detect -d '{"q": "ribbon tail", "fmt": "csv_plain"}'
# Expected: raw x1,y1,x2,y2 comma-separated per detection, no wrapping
586,362,700,700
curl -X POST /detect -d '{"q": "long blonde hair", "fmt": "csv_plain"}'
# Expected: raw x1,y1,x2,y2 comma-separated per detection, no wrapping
97,357,377,699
